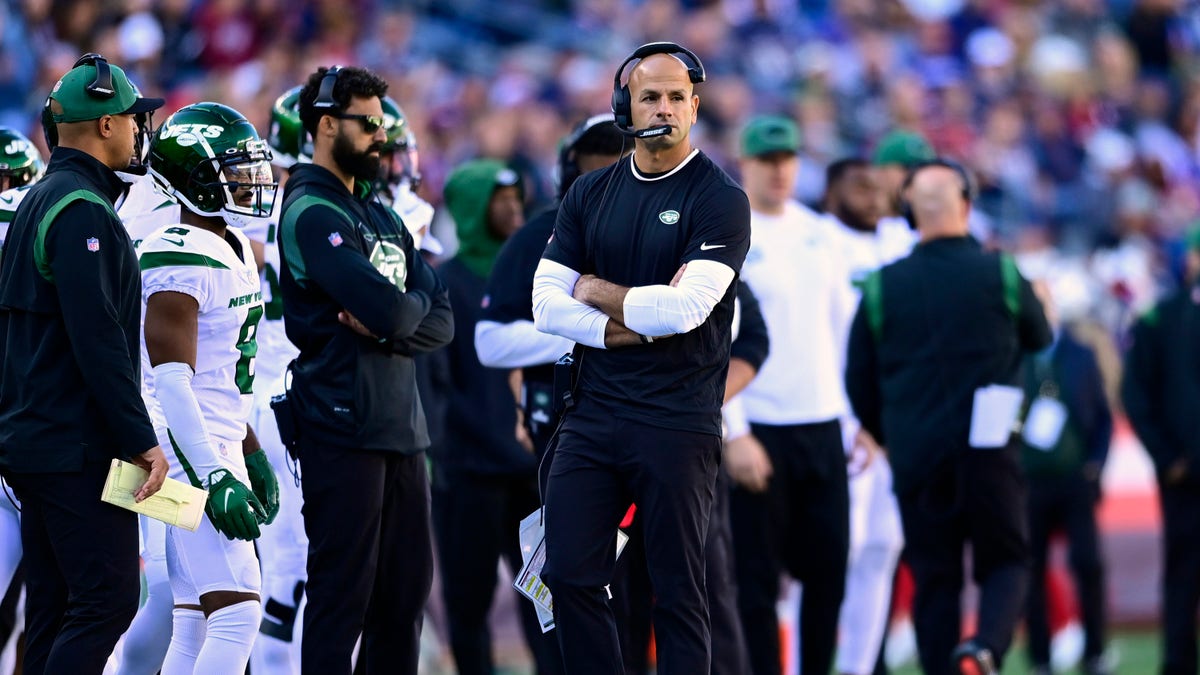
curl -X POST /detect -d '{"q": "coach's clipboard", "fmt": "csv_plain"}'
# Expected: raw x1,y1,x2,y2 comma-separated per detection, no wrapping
100,459,207,532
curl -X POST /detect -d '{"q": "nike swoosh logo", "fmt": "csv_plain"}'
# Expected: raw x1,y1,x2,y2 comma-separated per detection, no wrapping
0,195,12,205
699,242,726,251
154,199,175,211
163,238,185,247
223,487,234,512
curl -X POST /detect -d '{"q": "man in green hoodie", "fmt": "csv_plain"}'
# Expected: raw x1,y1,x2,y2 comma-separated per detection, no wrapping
433,158,563,675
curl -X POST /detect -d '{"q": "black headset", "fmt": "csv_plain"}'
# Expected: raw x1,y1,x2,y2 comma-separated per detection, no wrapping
610,42,705,130
42,53,120,148
312,66,343,111
74,52,117,99
555,113,616,198
900,158,976,230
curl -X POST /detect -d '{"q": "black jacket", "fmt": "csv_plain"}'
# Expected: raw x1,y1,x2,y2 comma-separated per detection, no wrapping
438,257,538,475
845,236,1051,494
1122,287,1200,482
0,148,158,472
278,164,453,453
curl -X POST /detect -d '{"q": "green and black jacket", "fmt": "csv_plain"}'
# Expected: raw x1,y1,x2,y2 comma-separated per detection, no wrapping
844,236,1052,495
278,163,453,454
0,147,157,472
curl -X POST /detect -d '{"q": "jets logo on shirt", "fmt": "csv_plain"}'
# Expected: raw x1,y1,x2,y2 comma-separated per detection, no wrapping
658,210,680,225
369,241,407,291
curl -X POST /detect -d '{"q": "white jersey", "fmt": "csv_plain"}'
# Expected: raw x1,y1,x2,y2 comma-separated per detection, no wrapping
139,224,263,442
0,184,32,248
740,201,858,425
235,201,298,396
118,172,181,245
827,215,917,291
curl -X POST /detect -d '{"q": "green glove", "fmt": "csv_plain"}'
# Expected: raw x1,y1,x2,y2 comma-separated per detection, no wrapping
244,450,280,525
205,469,266,541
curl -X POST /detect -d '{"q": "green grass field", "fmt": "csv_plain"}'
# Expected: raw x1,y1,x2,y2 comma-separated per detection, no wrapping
891,629,1159,674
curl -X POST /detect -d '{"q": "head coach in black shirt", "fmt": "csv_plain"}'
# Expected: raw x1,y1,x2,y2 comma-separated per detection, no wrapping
0,54,167,674
845,161,1051,675
277,65,453,674
531,42,751,675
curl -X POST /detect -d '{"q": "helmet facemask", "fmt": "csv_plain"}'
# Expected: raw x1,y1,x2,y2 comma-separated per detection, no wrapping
192,139,277,218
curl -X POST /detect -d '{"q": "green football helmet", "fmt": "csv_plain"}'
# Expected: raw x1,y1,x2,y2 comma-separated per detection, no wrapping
377,96,421,194
0,127,43,191
149,102,276,218
268,86,309,167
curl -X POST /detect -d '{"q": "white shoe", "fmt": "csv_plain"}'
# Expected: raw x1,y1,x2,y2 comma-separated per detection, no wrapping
1050,620,1084,673
885,618,918,669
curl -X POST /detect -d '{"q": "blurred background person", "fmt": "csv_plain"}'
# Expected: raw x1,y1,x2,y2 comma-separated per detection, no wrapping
1020,281,1113,675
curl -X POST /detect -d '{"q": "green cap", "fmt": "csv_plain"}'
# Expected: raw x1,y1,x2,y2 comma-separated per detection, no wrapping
740,115,800,157
49,61,164,124
872,130,935,167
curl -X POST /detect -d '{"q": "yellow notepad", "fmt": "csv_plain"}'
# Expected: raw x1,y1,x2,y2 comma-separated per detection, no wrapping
100,459,207,531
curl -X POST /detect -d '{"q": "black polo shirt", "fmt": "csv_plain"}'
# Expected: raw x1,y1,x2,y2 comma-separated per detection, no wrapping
542,150,751,436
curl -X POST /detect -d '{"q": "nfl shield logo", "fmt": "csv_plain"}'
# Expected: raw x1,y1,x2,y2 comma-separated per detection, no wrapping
86,237,100,252
328,232,343,247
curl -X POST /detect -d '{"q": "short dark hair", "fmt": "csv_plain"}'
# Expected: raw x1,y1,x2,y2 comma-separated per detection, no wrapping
825,157,869,190
298,66,389,137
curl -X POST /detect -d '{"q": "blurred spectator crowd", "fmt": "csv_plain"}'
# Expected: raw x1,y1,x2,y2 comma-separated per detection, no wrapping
2,0,1199,340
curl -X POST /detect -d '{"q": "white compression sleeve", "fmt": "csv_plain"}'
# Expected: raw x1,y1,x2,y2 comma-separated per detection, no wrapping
475,320,575,369
722,395,750,441
532,259,610,349
153,361,225,488
622,259,736,336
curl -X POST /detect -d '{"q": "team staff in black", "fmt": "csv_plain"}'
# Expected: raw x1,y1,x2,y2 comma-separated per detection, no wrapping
0,55,167,675
432,158,565,675
531,42,751,675
476,114,626,455
845,161,1051,675
277,65,453,675
1020,284,1112,675
1122,231,1200,675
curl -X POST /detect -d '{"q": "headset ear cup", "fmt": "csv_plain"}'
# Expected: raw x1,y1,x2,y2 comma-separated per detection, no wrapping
611,85,631,129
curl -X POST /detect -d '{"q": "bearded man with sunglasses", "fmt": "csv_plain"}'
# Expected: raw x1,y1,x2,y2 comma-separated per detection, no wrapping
0,55,167,675
278,65,453,674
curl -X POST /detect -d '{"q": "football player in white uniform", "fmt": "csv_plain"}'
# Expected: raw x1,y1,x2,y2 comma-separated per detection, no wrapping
822,157,909,675
139,102,279,674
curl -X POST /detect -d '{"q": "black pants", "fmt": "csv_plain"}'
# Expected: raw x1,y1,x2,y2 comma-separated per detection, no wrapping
5,460,140,675
612,470,751,675
541,398,720,675
432,470,564,675
612,515,653,674
729,420,848,675
1160,481,1200,675
897,450,1029,675
297,441,432,675
1025,474,1107,667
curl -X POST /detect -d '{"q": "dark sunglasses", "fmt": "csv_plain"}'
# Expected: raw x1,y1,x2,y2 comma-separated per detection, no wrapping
73,52,116,100
330,112,384,134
